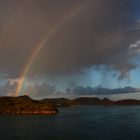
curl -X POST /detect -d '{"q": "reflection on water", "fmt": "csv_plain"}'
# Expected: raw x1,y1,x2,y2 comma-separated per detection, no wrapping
0,106,140,140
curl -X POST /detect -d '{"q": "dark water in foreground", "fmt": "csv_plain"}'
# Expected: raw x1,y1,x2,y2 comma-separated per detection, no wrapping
0,106,140,140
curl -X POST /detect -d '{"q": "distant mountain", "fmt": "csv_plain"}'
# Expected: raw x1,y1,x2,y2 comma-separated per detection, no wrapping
42,97,140,107
116,99,140,105
42,98,71,107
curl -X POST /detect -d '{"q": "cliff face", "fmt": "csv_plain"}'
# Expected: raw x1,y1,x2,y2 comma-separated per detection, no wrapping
0,95,58,115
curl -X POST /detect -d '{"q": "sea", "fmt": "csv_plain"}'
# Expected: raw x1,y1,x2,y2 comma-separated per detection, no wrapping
0,106,140,140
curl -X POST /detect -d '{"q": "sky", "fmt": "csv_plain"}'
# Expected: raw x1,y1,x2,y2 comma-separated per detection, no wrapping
0,0,140,99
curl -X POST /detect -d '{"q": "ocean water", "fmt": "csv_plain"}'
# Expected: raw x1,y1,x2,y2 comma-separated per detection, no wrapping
0,106,140,140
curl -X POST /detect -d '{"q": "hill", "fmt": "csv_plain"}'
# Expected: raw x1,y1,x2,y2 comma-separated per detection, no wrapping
0,95,58,115
42,97,140,107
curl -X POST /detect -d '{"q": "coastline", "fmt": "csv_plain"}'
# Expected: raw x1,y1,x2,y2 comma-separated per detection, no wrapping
1,95,140,115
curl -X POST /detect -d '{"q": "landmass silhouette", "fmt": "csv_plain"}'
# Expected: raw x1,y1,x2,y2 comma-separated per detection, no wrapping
0,95,140,115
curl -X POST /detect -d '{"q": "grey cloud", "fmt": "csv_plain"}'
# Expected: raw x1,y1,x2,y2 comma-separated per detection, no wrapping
0,80,139,98
30,0,140,79
0,80,17,96
0,80,57,98
24,83,56,98
0,0,140,80
0,0,86,78
66,86,140,96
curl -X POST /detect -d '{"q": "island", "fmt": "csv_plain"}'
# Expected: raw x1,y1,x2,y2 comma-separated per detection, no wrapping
0,95,58,115
1,96,140,115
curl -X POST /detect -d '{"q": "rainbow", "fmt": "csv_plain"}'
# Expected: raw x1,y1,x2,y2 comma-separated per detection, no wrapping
15,2,88,96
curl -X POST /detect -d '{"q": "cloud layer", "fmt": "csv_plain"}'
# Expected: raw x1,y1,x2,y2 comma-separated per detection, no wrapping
0,79,139,99
0,0,140,98
28,0,140,79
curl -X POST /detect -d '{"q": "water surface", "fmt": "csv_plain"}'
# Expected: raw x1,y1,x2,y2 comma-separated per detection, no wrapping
0,106,140,140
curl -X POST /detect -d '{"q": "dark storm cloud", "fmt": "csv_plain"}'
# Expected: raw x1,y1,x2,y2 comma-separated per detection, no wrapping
66,86,140,96
0,0,86,78
1,80,139,98
31,0,140,79
0,0,140,79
